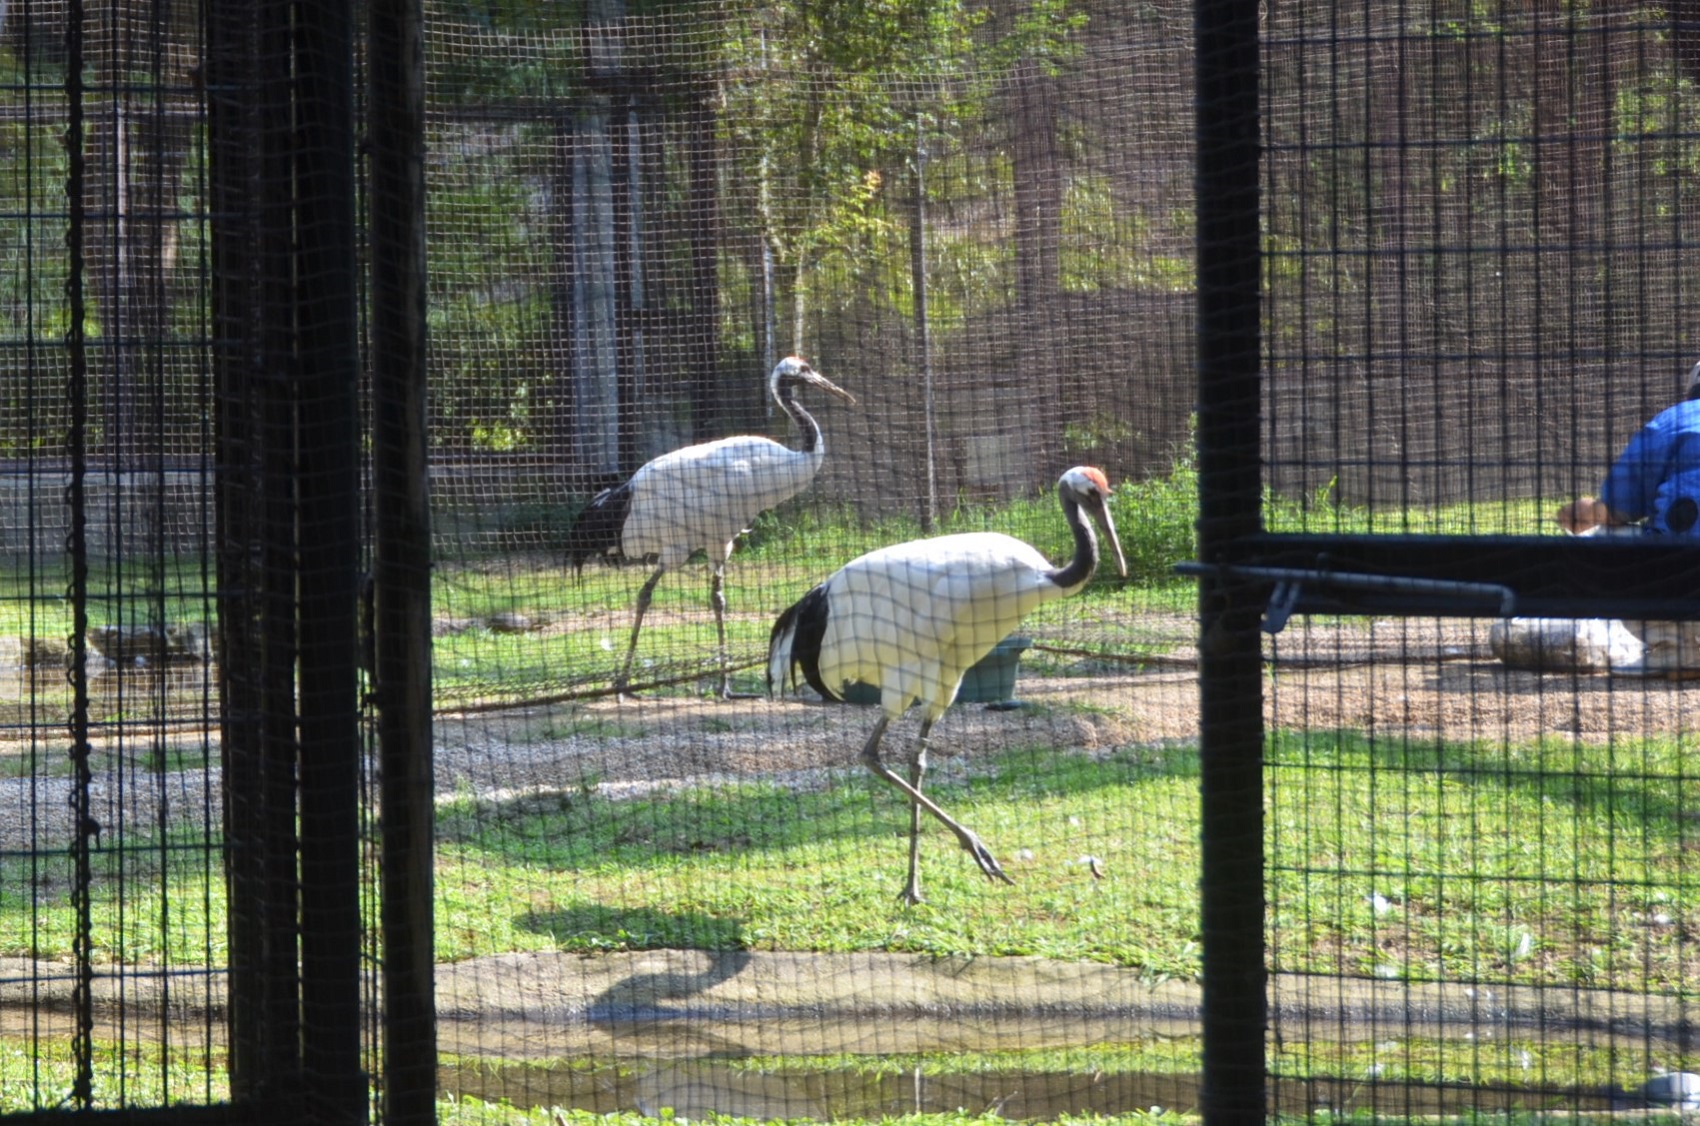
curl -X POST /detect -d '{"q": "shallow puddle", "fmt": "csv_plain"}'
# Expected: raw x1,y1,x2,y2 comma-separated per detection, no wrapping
444,1056,1200,1120
441,1051,1623,1121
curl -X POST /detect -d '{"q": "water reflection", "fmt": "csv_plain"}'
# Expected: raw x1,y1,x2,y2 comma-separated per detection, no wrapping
442,1055,1200,1121
443,1050,1621,1121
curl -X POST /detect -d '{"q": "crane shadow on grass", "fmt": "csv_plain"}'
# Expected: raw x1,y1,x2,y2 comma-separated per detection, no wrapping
517,905,758,1054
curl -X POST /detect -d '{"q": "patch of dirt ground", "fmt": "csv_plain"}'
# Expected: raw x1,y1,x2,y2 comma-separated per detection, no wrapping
432,615,1700,809
6,615,1699,854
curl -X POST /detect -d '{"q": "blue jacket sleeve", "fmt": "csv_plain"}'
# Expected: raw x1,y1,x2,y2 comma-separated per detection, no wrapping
1598,421,1667,523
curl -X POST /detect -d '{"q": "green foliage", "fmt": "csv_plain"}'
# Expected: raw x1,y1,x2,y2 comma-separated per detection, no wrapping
1109,444,1199,588
1062,175,1193,293
718,0,1084,345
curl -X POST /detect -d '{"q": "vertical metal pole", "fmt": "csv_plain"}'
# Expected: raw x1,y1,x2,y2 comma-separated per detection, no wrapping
687,92,720,439
294,1,365,1122
207,0,268,1101
257,0,305,1107
1195,1,1266,1124
62,0,96,1106
911,118,938,533
369,0,437,1120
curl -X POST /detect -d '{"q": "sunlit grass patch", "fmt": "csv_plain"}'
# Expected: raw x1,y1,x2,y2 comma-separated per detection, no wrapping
1267,728,1700,991
432,745,1202,971
0,1036,227,1113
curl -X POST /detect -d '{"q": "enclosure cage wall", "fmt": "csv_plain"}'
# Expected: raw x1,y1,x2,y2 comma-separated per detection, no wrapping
7,0,1700,1124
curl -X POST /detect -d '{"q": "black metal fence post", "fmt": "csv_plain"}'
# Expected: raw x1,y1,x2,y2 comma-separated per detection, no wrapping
369,0,437,1119
1195,1,1266,1123
292,1,365,1121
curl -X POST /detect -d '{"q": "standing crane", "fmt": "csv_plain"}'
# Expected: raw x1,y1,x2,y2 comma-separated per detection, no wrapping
566,356,855,698
768,466,1127,904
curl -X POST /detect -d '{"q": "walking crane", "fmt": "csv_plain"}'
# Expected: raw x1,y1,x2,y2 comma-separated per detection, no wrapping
567,356,855,698
768,466,1127,903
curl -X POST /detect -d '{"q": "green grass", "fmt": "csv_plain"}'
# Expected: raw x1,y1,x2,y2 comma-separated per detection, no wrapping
1264,490,1554,537
436,1031,1697,1120
420,449,1558,702
0,557,218,652
433,744,1203,970
7,726,1700,995
0,1036,227,1113
0,449,1556,708
429,444,1194,699
0,823,227,965
1266,728,1700,991
440,1102,1191,1125
8,1029,1690,1123
3,460,1691,1117
424,726,1700,992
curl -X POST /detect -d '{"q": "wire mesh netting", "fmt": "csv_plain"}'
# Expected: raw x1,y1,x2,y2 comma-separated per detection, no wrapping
6,0,1700,1123
0,0,1205,1119
1256,3,1700,1118
0,0,378,1118
424,2,1207,1119
0,0,230,1111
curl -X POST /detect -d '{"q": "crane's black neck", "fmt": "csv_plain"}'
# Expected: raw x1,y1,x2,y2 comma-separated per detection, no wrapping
1045,494,1100,592
775,381,824,453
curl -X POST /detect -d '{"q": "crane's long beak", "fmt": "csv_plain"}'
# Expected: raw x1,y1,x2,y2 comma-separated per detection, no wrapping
1093,499,1128,579
802,368,857,405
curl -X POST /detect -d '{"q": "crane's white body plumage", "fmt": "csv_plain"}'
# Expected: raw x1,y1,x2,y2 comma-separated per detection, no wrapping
767,466,1127,903
620,433,825,568
771,532,1078,718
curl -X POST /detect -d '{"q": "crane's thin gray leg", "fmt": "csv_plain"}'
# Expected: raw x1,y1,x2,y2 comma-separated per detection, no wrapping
709,563,733,698
614,565,666,694
857,715,1012,894
901,719,933,905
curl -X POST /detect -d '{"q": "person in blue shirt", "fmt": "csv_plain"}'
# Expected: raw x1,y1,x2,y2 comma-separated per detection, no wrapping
1558,361,1700,537
1555,360,1700,673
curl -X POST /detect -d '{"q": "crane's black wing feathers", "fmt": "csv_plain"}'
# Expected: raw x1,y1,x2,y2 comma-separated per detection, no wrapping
770,583,839,702
564,479,633,572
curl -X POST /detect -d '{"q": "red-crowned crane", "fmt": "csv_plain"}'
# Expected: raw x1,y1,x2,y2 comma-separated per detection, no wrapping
566,356,855,698
767,466,1128,904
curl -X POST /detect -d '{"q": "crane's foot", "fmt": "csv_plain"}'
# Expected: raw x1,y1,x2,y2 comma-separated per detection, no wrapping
959,832,1015,886
898,883,926,907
